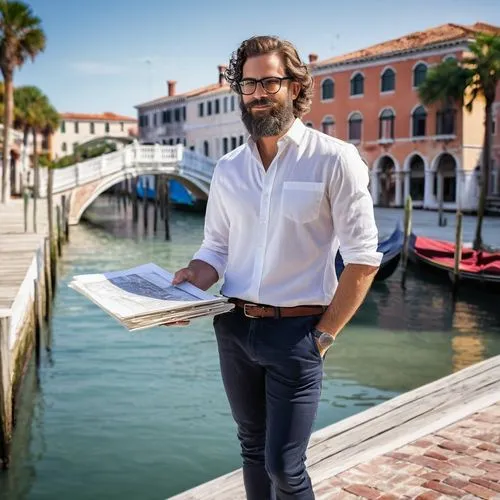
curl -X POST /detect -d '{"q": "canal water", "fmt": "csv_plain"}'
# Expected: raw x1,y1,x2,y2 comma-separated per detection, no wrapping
1,199,500,500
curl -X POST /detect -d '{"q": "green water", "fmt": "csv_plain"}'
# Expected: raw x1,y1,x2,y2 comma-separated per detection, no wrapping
1,200,500,500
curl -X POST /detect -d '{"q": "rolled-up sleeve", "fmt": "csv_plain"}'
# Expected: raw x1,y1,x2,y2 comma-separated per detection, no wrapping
329,144,383,267
191,164,229,279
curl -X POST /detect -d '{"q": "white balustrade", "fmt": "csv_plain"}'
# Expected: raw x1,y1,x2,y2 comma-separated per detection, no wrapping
33,144,214,197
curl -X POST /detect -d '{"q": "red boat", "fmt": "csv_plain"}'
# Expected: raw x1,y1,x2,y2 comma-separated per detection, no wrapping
409,234,500,291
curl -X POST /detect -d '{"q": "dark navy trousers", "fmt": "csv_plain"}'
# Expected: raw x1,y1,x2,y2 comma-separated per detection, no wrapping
213,307,324,500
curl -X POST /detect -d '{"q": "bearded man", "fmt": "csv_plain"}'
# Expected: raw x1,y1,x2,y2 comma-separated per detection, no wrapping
171,36,382,499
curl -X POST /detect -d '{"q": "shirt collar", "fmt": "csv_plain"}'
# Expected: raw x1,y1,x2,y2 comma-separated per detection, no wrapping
246,118,306,150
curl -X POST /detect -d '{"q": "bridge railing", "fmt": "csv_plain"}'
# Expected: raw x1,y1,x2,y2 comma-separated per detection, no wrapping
180,149,216,183
37,144,183,196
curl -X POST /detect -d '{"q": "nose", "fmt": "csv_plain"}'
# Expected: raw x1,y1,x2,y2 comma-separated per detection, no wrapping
252,82,267,99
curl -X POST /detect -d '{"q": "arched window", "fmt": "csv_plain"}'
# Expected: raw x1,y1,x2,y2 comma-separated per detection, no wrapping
348,112,363,141
321,116,335,136
350,73,364,96
381,68,395,92
413,63,427,87
321,78,334,100
379,109,395,140
412,106,427,137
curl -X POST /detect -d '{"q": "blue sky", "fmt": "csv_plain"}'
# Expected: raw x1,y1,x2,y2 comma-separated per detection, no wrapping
13,0,500,118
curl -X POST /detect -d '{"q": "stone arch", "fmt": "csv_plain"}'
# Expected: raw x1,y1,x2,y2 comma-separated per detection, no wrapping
430,152,459,204
404,153,427,203
69,170,210,225
375,154,399,207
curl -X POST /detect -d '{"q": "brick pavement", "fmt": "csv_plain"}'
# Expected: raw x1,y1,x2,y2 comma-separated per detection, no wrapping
315,401,500,499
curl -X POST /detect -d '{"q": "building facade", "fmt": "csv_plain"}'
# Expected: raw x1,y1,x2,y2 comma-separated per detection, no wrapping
185,70,248,161
136,66,248,160
135,80,189,146
306,22,500,212
53,112,137,158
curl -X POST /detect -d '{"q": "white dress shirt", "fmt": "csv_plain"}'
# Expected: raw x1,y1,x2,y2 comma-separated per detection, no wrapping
192,118,383,307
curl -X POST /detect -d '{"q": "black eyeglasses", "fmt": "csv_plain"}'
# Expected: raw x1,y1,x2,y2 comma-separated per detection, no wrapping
237,77,292,95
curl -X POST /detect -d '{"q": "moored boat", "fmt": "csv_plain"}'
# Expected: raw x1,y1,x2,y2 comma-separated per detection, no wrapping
409,234,500,291
336,224,404,282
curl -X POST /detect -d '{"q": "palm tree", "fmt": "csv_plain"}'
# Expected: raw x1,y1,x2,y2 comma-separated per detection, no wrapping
13,85,55,189
13,85,40,182
0,0,46,203
30,92,57,198
418,33,500,250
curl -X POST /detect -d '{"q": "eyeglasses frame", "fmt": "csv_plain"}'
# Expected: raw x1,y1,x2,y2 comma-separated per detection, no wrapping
237,76,293,95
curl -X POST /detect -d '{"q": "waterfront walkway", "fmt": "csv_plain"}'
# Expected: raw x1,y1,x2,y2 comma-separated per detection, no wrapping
171,355,500,499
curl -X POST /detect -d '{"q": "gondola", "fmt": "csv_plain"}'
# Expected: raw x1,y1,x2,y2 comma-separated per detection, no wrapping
335,224,405,282
408,234,500,292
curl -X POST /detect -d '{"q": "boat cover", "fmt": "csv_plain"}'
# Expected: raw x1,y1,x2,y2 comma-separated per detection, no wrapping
414,236,500,275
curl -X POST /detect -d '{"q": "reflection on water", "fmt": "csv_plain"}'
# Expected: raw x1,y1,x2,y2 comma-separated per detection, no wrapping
1,199,499,500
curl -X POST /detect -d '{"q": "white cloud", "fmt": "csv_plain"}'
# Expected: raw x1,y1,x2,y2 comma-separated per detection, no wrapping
71,61,127,76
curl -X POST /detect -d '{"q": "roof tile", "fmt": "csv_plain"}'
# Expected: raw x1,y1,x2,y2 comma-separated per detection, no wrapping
314,22,500,68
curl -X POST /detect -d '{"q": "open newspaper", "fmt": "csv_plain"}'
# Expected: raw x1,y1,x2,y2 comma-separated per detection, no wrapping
68,263,234,331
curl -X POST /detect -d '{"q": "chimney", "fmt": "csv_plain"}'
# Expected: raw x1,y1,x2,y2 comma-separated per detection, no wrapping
218,65,228,86
308,53,319,64
167,80,177,96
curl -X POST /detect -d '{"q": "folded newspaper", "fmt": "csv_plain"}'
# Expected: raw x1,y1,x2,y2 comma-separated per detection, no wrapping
68,263,234,331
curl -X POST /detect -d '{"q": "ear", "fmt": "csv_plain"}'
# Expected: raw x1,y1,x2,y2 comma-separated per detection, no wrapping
291,81,301,100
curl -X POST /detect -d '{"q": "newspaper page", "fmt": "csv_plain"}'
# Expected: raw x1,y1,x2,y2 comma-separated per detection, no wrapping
68,263,233,329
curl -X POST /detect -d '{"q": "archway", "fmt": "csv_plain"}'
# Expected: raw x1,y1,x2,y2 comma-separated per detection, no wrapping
434,153,456,204
408,155,425,202
378,156,396,207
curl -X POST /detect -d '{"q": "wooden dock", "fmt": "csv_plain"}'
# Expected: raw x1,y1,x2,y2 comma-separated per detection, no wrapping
170,354,500,499
0,196,67,468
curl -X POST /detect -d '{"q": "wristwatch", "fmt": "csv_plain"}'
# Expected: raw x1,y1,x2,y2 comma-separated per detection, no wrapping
311,327,335,355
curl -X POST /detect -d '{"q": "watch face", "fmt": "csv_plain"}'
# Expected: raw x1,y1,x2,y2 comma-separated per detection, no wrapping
318,332,335,349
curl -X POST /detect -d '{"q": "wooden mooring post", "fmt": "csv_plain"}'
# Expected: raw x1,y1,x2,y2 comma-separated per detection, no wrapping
0,315,12,469
163,176,171,241
44,237,52,320
34,279,42,368
401,195,413,289
56,206,62,257
61,195,70,243
23,188,29,233
452,210,463,298
143,177,149,232
47,168,57,290
132,177,138,223
153,176,159,234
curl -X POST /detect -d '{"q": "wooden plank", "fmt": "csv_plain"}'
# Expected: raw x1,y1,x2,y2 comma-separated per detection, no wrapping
170,355,500,500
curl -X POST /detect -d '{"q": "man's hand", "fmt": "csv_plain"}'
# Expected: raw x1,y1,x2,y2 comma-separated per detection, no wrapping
162,260,220,328
172,259,219,291
172,267,196,286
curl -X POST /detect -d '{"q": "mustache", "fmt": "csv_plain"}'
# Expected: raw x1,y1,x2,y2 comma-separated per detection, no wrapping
247,98,274,109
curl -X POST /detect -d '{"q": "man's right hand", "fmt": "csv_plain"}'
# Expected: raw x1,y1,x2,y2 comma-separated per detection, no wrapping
172,267,195,286
163,260,219,328
171,260,219,291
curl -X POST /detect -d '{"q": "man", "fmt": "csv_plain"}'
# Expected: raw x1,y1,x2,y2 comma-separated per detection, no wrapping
171,36,382,500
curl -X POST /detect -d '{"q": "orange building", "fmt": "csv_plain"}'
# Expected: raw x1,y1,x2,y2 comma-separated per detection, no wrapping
305,22,500,213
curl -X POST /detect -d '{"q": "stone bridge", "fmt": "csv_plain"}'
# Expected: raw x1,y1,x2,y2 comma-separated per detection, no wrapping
38,143,215,224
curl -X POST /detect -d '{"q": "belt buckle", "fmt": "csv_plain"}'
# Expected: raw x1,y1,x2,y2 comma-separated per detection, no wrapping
243,303,261,318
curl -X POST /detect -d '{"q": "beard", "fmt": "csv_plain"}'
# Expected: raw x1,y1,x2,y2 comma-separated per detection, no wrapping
240,96,295,139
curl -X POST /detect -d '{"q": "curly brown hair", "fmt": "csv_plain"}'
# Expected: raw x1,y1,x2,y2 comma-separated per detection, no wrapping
225,36,313,118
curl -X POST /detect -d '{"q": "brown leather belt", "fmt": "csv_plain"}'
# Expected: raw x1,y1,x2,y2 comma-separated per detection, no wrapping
229,298,327,319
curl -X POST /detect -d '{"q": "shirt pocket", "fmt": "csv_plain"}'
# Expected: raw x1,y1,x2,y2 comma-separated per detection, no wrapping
281,181,325,223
